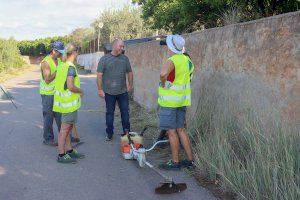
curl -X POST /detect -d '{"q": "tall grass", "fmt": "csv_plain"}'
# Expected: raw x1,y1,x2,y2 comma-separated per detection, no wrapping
0,38,25,74
189,75,300,199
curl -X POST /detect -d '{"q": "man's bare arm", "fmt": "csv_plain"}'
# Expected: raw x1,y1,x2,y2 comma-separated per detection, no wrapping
160,60,174,87
67,76,83,95
41,61,56,83
127,72,133,91
96,72,105,98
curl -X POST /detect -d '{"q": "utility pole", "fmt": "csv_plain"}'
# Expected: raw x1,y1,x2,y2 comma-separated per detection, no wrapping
97,22,103,52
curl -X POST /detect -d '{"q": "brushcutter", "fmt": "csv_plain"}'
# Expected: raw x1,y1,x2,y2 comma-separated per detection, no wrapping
120,127,187,194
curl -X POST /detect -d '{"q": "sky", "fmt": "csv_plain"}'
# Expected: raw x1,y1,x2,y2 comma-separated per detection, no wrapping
0,0,132,41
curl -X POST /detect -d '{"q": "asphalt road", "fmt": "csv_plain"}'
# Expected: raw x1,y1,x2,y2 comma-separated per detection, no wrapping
0,67,216,200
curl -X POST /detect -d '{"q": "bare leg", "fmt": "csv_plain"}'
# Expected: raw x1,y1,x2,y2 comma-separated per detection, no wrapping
65,124,73,152
58,123,71,154
177,128,193,161
167,129,180,163
57,123,72,154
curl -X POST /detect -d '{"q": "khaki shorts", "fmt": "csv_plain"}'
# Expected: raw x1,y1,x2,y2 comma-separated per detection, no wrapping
62,111,78,124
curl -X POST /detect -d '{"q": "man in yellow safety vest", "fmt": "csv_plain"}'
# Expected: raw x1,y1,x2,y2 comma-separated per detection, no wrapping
53,42,85,164
158,35,195,170
40,41,64,146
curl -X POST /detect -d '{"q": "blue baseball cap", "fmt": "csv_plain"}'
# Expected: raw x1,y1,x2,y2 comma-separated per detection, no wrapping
51,41,65,55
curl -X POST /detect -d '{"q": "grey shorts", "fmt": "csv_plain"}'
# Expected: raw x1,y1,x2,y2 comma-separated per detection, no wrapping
61,111,78,124
159,107,186,130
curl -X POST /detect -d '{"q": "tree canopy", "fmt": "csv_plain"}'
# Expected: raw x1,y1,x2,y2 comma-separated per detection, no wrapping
91,5,159,44
18,35,71,56
132,0,300,33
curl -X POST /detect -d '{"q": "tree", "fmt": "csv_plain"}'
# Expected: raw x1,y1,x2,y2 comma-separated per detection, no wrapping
91,5,158,45
80,28,95,49
18,35,71,56
70,28,87,47
133,0,300,33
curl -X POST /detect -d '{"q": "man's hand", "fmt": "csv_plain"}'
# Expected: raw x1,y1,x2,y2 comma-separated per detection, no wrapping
127,85,133,92
80,90,84,97
98,89,105,98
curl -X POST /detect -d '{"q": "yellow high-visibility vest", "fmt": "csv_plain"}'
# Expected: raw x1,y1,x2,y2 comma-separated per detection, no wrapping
39,55,60,95
53,61,81,113
158,54,194,107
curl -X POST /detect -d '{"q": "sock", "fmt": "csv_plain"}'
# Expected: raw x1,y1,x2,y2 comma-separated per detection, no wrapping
59,153,65,157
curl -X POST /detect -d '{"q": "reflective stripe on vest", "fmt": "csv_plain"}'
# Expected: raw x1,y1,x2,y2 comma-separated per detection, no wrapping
53,98,80,108
40,85,55,91
158,54,194,108
158,94,191,101
55,90,72,97
170,83,190,91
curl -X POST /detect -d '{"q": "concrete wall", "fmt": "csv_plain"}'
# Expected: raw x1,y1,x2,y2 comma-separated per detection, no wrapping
126,11,300,128
77,52,104,73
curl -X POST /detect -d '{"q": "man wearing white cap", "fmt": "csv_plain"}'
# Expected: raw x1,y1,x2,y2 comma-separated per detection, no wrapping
158,35,195,170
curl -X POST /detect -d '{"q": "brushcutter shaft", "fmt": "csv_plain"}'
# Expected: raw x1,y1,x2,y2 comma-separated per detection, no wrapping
144,161,173,183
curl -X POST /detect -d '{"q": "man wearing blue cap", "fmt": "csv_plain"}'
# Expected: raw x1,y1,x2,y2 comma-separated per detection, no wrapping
40,41,65,146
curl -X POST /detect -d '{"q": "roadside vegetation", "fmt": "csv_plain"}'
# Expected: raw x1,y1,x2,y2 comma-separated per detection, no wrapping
189,80,299,199
128,88,299,199
17,35,70,56
0,38,28,82
133,0,300,33
11,2,300,198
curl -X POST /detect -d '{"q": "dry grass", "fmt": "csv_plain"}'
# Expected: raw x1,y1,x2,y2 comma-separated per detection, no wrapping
189,78,300,200
125,100,238,199
0,64,36,83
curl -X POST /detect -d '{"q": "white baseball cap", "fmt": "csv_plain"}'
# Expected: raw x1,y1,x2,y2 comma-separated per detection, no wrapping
166,34,185,54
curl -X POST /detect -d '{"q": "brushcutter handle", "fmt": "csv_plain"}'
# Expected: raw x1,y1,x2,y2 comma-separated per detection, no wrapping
146,140,169,152
126,133,134,145
140,127,148,136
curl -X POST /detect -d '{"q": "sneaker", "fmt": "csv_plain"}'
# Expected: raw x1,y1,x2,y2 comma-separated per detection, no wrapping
57,154,76,164
105,135,113,141
158,160,181,171
67,149,85,159
43,140,58,146
180,159,195,169
71,137,80,143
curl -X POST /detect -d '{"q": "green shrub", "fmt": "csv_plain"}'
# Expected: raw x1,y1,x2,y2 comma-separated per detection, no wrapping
0,38,25,73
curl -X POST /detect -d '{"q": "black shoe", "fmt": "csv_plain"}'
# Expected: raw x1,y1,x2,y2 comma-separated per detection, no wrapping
180,159,195,169
158,160,181,171
43,140,58,146
105,135,113,141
